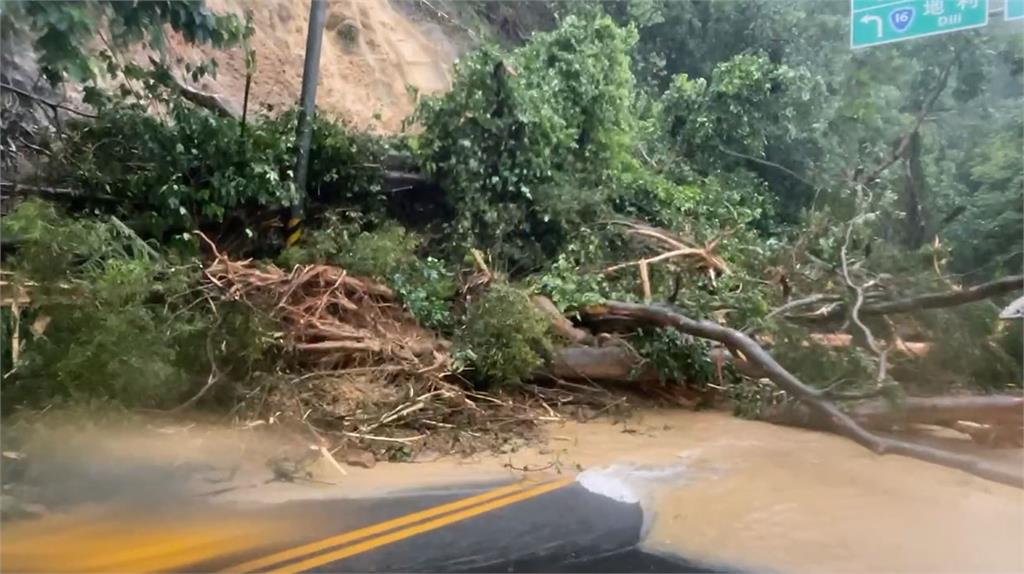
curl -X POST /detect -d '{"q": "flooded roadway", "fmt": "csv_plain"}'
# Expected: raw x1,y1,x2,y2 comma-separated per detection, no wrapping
499,411,1024,574
2,410,1022,573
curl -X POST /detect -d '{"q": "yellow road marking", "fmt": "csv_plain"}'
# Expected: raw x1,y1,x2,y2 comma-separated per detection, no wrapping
226,479,537,573
268,478,574,574
2,516,284,573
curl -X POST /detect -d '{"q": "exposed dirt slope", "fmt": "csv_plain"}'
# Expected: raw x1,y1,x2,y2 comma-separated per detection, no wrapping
172,0,460,132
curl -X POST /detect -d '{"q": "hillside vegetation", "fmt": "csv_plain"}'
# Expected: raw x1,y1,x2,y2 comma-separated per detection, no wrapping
1,0,1021,483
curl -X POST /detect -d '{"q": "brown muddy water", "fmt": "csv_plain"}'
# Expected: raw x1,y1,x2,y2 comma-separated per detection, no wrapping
4,410,1023,573
515,411,1024,574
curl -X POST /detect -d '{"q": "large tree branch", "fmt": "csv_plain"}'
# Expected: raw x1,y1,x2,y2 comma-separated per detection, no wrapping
582,301,1023,488
859,275,1024,315
787,275,1024,323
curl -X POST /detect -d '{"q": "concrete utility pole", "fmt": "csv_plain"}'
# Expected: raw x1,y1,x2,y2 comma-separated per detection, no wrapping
287,0,329,247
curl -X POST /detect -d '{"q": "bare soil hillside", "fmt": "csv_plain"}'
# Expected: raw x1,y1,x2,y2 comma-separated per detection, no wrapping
171,0,462,132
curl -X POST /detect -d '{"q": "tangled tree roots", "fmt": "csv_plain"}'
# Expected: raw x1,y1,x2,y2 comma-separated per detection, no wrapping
204,247,447,371
200,243,593,459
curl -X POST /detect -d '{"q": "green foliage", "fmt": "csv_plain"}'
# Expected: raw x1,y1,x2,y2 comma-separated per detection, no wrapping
631,327,724,386
913,303,1022,393
534,254,608,313
0,199,158,283
767,324,877,392
339,224,422,278
338,225,456,331
57,101,298,232
7,0,1024,412
8,0,245,85
307,116,389,215
945,118,1024,279
1,200,271,410
662,53,824,168
388,257,456,332
412,13,639,271
456,284,554,387
532,228,615,311
55,104,386,237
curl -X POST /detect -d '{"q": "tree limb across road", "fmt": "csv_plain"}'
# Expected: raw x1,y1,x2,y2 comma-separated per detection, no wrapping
582,301,1024,488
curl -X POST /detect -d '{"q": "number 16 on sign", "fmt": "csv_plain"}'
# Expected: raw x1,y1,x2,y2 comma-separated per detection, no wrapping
851,0,990,48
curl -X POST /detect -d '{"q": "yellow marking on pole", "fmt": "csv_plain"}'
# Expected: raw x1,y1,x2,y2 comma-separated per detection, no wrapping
268,478,574,574
225,479,536,573
285,217,303,247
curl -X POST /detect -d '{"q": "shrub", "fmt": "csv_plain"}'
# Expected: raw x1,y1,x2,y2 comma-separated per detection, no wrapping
456,284,554,387
1,201,271,410
54,103,386,239
411,13,638,272
631,327,720,386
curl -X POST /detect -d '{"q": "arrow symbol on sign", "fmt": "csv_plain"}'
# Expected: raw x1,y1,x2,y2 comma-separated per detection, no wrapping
860,14,883,37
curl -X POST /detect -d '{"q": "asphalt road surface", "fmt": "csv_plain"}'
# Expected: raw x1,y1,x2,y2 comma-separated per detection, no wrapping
2,476,739,573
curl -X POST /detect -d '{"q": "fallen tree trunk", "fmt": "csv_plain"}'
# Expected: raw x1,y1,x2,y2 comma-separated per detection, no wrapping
767,395,1023,431
546,343,766,383
548,345,659,382
582,301,1024,488
850,395,1024,428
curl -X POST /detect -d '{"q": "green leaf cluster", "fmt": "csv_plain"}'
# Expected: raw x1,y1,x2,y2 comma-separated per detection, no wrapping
412,13,639,271
456,284,554,387
1,200,272,410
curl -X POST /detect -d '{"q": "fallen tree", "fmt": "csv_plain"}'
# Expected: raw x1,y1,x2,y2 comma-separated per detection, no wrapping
581,301,1024,488
845,395,1024,429
549,345,659,382
766,395,1024,446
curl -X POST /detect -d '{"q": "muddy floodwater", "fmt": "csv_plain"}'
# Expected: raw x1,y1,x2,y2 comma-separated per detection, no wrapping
5,410,1023,573
503,411,1024,574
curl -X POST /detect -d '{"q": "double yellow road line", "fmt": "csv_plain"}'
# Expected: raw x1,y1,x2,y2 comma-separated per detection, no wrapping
225,477,573,574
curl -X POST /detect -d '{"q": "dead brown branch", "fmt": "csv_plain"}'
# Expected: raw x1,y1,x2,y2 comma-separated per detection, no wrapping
198,242,582,460
604,221,729,296
170,76,239,119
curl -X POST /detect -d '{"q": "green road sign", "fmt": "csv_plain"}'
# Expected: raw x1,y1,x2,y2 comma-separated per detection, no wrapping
851,0,989,48
1007,0,1024,21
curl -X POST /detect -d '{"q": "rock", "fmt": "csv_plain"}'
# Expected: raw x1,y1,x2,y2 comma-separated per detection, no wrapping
498,438,526,454
413,449,442,463
343,448,376,469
